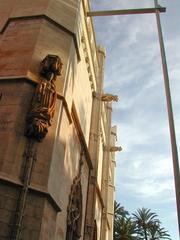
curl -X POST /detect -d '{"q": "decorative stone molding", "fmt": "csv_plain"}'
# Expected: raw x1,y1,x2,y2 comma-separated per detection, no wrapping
66,150,84,240
101,93,118,102
104,146,122,152
81,32,95,91
25,54,63,141
66,176,82,240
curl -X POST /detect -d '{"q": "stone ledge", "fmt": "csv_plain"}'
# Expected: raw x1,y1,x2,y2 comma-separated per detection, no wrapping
0,174,61,212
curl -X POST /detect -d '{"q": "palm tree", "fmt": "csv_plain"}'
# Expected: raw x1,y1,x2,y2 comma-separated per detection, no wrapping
114,201,129,219
149,223,171,240
114,217,138,240
132,208,159,240
113,203,172,240
114,202,137,240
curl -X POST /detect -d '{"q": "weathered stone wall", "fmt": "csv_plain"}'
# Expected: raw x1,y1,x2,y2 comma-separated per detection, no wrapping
0,0,94,239
0,0,116,239
0,81,33,178
0,183,19,239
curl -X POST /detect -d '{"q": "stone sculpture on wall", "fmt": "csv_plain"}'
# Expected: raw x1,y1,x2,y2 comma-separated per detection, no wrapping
109,146,122,152
66,177,82,240
25,54,63,141
101,93,118,102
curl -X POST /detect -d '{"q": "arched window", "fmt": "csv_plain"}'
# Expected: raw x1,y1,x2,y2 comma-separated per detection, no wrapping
66,177,82,240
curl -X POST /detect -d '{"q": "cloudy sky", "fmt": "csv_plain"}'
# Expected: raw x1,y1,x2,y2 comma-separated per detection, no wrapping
90,0,180,239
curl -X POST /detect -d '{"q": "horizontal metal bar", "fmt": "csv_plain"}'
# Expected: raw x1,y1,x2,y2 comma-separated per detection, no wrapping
87,7,166,17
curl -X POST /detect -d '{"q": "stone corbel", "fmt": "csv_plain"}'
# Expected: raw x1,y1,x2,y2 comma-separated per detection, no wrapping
104,146,122,152
101,93,119,102
110,146,122,152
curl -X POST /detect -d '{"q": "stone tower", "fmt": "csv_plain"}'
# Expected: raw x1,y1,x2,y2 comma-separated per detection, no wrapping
0,0,118,239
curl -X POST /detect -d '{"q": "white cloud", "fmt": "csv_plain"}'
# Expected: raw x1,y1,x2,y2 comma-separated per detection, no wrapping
91,0,180,238
115,153,175,201
119,178,174,200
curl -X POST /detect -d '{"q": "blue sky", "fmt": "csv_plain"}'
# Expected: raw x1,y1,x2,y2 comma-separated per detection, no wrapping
90,0,180,239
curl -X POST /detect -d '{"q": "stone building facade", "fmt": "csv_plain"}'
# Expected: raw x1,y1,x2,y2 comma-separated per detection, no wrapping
0,0,118,239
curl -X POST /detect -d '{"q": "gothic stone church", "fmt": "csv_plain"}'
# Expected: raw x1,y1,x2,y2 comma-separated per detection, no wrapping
0,0,118,239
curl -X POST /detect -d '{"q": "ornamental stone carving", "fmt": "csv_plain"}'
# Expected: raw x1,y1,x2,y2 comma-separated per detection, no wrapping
25,54,63,141
109,146,122,152
101,93,118,102
66,177,82,240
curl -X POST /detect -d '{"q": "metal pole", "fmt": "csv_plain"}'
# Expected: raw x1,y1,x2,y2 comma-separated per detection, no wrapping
154,0,180,235
87,7,166,17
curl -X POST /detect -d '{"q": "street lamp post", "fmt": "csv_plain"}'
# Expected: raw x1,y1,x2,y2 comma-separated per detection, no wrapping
154,0,180,235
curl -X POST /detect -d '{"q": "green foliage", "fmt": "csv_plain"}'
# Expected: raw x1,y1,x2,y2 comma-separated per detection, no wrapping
114,201,129,219
113,202,137,240
114,217,138,240
113,203,171,240
133,208,159,240
149,224,171,240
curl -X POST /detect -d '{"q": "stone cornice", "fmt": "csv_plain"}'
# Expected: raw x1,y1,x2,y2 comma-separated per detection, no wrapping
0,174,61,212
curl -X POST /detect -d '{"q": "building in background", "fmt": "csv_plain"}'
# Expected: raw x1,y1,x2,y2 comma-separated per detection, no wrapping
0,0,119,239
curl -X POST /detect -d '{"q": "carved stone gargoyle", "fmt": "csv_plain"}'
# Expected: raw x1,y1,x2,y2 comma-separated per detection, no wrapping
101,93,118,102
109,146,122,152
25,54,63,141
